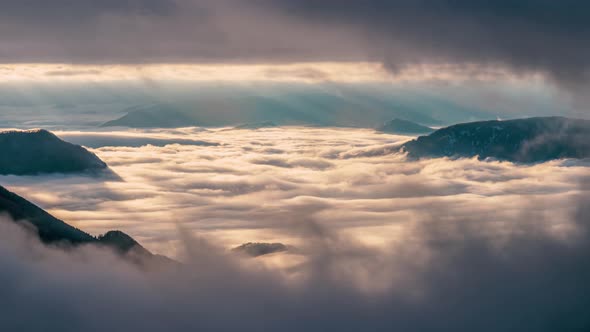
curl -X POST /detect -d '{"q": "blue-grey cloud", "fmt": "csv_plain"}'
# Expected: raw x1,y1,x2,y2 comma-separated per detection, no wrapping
0,0,175,18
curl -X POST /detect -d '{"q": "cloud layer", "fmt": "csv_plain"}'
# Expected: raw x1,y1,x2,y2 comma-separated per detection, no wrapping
2,127,588,257
269,1,590,84
1,127,589,331
1,134,589,331
2,1,590,88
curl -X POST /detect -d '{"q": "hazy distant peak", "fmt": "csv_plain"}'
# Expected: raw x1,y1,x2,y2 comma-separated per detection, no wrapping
377,118,434,135
100,105,197,128
234,121,279,130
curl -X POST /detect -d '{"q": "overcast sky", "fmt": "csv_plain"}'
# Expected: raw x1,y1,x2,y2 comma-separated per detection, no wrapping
2,0,590,117
1,1,589,85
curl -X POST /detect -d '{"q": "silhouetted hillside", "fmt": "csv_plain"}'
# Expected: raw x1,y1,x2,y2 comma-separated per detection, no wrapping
0,185,94,243
0,129,107,175
0,185,170,265
98,230,152,257
402,117,590,162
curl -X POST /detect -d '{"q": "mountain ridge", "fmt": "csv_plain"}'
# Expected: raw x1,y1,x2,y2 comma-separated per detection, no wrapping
0,184,167,265
401,116,590,162
98,90,495,129
0,129,108,175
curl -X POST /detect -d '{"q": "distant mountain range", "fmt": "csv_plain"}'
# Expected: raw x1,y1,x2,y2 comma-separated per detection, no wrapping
401,117,590,162
101,105,197,128
377,119,435,135
0,184,169,265
0,129,107,175
99,88,496,129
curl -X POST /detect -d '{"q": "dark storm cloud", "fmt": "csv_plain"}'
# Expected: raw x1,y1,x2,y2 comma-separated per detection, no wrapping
0,0,176,18
2,0,590,86
268,0,590,85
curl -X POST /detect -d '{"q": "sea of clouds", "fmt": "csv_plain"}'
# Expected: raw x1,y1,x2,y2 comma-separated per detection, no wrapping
1,127,589,331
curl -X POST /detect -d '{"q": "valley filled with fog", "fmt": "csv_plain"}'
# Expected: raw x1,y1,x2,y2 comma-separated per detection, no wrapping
1,125,589,331
1,126,587,262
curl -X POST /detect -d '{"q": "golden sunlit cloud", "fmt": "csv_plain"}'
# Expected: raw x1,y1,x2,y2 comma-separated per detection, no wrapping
0,62,543,83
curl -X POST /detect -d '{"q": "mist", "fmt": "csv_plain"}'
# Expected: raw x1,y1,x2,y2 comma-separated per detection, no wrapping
1,169,588,331
0,80,580,131
2,127,587,256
